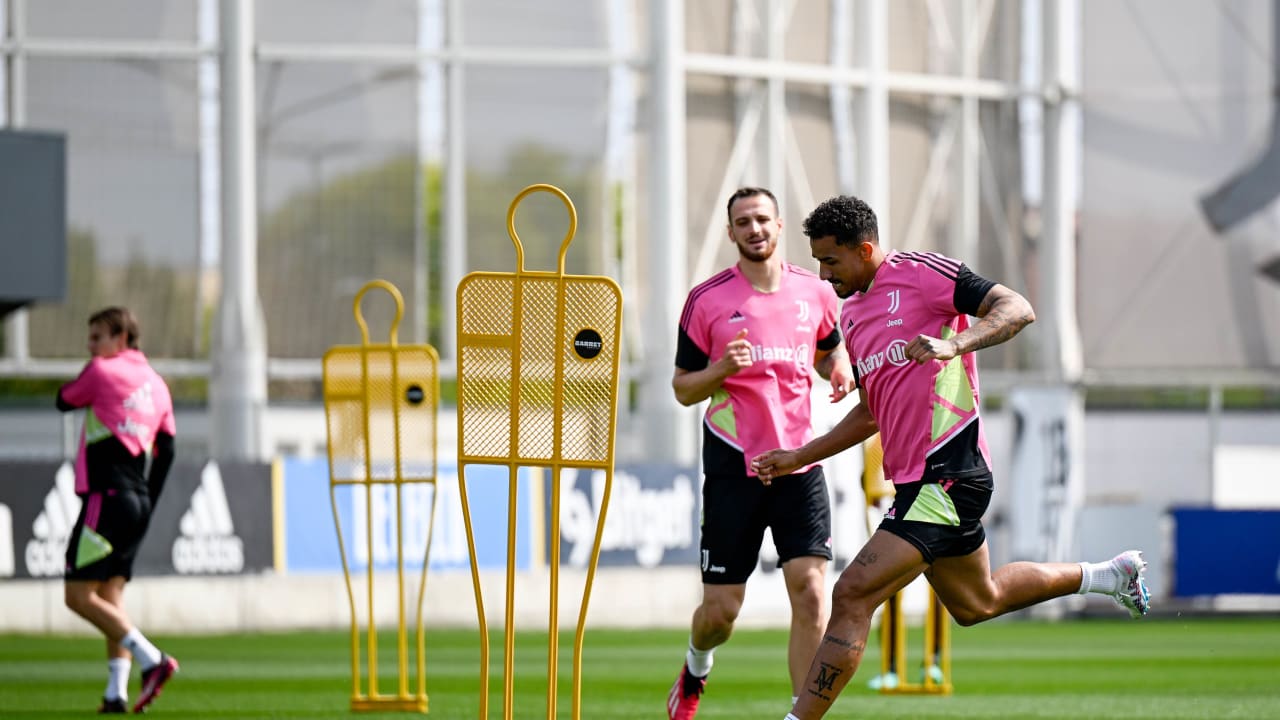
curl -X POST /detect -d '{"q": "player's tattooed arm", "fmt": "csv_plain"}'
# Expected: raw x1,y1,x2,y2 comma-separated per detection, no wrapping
951,283,1035,355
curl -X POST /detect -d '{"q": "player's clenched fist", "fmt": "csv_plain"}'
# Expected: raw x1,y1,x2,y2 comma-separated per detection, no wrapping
750,448,800,486
904,334,958,363
717,328,752,374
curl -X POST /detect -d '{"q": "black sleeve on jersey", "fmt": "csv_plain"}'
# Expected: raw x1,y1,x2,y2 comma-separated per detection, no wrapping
675,326,710,372
852,364,863,390
816,327,842,352
55,388,75,412
953,264,998,316
148,431,176,504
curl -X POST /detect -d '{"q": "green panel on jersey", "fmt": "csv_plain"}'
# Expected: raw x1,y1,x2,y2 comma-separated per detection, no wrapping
706,388,738,439
934,356,975,412
902,482,960,526
74,527,114,569
931,402,963,442
84,409,112,444
931,351,974,441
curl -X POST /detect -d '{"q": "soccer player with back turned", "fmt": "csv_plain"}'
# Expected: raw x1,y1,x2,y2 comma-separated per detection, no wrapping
58,307,181,714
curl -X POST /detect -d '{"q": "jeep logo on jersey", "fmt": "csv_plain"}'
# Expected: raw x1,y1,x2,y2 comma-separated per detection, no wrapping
572,328,604,360
172,461,245,574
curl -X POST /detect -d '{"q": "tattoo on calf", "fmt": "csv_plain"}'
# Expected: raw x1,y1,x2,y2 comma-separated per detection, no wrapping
808,662,843,700
823,634,854,649
806,637,867,701
823,635,865,656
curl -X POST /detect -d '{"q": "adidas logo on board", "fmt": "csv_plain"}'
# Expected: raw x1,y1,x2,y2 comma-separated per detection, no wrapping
24,463,81,577
172,461,245,574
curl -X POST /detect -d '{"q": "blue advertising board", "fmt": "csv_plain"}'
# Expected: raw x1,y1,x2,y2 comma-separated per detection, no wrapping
1171,508,1280,596
282,458,537,573
553,464,700,569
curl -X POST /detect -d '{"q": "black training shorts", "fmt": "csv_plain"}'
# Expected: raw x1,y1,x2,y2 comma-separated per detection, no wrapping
699,428,833,585
64,488,151,582
877,474,993,563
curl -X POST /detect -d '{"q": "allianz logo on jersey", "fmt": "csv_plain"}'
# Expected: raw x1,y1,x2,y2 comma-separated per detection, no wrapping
173,461,245,574
122,382,155,414
24,463,81,577
748,342,812,370
118,382,158,444
854,338,911,378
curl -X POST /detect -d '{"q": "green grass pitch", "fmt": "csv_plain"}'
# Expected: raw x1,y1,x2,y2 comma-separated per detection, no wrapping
2,617,1279,718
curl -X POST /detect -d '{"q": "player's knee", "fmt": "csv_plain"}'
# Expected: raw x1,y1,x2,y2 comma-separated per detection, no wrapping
789,585,824,625
703,603,740,632
700,595,742,632
64,584,90,614
830,574,878,622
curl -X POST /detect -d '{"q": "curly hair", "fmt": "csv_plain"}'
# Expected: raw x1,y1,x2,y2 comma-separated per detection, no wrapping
802,195,878,248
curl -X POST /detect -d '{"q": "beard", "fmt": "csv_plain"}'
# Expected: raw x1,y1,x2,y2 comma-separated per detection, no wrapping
736,236,776,263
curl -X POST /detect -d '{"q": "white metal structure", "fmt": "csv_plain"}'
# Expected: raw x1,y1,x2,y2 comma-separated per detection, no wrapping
5,1,1276,464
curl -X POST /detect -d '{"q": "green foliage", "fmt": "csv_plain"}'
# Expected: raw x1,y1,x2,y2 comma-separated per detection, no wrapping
258,143,604,363
259,156,428,358
0,376,207,407
0,378,64,407
25,228,100,358
1084,386,1280,411
25,227,202,360
460,143,602,278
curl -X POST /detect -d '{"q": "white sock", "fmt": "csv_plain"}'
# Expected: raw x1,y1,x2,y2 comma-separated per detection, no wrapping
791,696,798,706
1076,560,1119,595
685,638,714,678
785,714,801,720
105,658,131,700
120,628,162,669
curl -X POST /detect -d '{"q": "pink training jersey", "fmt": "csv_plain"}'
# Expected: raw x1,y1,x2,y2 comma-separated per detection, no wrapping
842,251,995,485
677,263,842,476
59,349,176,495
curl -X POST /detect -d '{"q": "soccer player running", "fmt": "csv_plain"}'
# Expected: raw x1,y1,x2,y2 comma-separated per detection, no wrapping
667,187,855,720
751,195,1151,720
57,307,180,714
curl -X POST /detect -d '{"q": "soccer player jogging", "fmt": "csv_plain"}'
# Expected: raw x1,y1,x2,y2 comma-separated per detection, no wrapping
751,195,1151,720
57,307,180,714
667,187,855,720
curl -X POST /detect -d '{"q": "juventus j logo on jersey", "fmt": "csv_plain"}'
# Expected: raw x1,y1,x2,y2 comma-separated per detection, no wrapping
794,299,810,323
887,289,901,314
